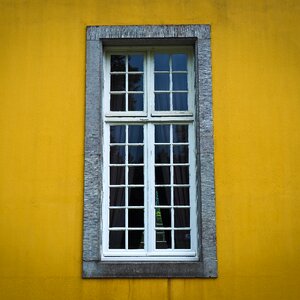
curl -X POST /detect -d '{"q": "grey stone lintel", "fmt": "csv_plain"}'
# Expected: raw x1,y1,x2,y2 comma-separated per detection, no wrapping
83,25,217,278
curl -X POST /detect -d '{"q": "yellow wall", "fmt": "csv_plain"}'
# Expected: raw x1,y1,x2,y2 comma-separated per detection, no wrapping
0,0,299,299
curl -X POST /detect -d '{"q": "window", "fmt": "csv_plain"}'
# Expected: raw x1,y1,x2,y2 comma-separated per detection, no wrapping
103,49,197,260
84,25,217,277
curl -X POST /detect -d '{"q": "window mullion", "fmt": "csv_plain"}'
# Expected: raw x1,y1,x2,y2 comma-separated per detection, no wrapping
146,50,155,254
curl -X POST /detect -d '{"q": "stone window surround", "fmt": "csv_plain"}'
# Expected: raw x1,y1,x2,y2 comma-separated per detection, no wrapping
83,25,217,278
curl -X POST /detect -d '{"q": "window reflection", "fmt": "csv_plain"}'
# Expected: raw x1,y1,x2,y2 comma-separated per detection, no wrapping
173,125,188,143
172,73,187,91
172,54,187,71
111,74,125,91
110,126,125,143
128,54,144,72
155,73,169,91
154,54,169,71
111,55,125,71
109,231,125,249
173,93,188,111
129,125,143,143
128,93,143,111
155,125,170,143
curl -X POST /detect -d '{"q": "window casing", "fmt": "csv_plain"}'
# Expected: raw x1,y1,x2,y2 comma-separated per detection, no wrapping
83,25,217,278
102,48,197,261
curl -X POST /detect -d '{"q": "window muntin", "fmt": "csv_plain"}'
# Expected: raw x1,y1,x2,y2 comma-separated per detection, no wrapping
102,47,197,261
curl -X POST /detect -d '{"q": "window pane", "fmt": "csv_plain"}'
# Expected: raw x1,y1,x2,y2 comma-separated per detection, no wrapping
174,166,189,184
128,146,143,164
110,94,125,111
155,145,170,163
155,166,170,184
172,73,187,91
174,208,190,227
174,187,189,206
154,54,169,71
173,93,188,111
111,55,125,72
128,209,144,227
109,209,125,227
155,187,171,206
110,187,125,206
128,187,144,206
128,125,143,143
109,231,125,249
155,208,171,227
174,230,190,249
128,74,143,91
128,54,144,72
155,125,170,143
110,125,125,143
111,74,125,91
128,230,144,249
110,145,125,164
128,93,144,111
173,145,188,163
155,93,170,111
155,73,169,90
173,125,188,143
128,166,144,184
156,230,171,249
172,54,187,71
110,166,125,185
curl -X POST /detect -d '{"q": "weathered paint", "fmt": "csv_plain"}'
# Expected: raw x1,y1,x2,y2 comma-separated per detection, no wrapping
0,0,299,299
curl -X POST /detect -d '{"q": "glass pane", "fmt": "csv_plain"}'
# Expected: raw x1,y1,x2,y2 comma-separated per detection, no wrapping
173,93,188,111
109,209,125,227
155,187,171,206
128,93,144,111
110,94,125,111
128,230,144,249
155,93,170,111
173,125,188,143
173,145,188,163
128,209,144,227
174,230,190,249
110,145,125,164
155,125,170,143
128,187,144,206
155,208,171,227
128,166,144,184
110,187,125,206
109,230,125,249
172,54,187,71
155,73,169,90
110,166,125,185
174,187,189,206
155,145,170,163
128,146,143,164
172,73,187,91
156,230,171,249
110,125,125,143
128,74,143,91
111,74,125,91
154,54,169,71
128,55,144,72
174,166,189,184
128,125,143,143
155,166,170,184
174,208,190,227
111,55,125,72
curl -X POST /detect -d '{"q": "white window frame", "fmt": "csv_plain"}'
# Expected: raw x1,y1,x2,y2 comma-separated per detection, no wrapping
102,48,197,261
83,25,217,278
